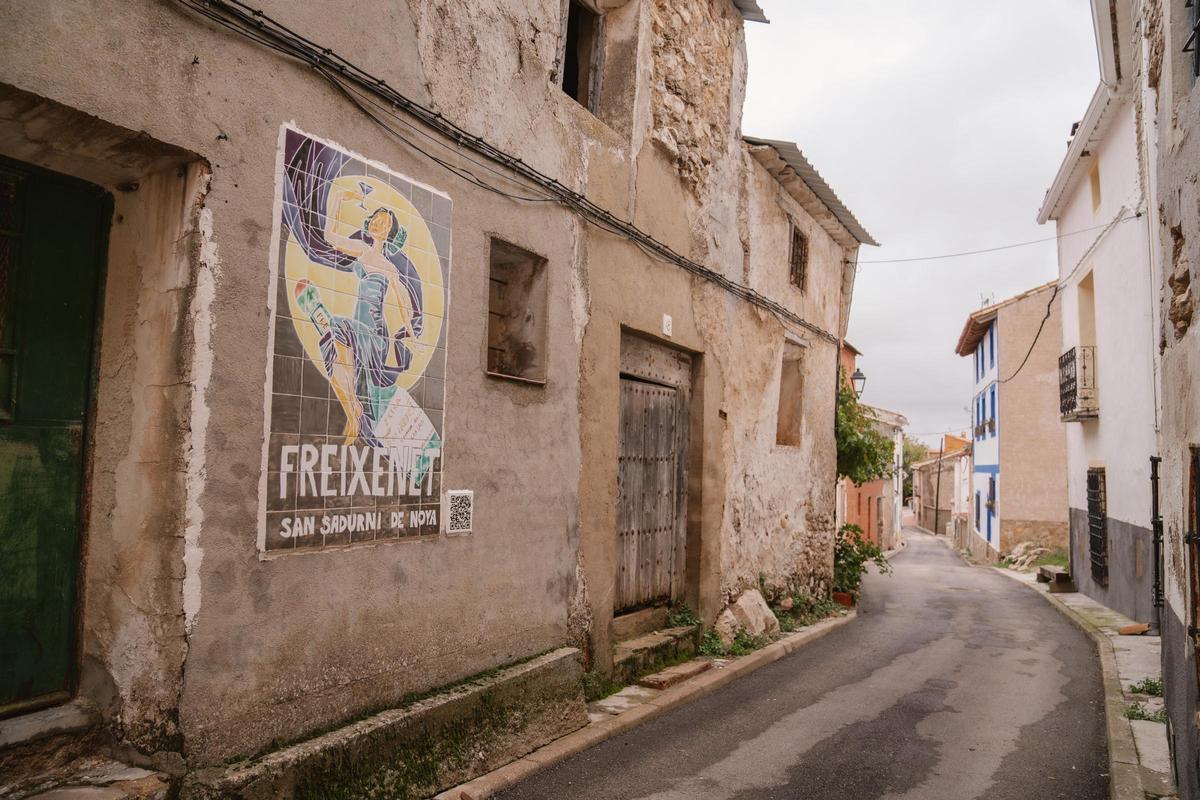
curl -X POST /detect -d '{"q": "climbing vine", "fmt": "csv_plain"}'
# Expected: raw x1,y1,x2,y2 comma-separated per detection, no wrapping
835,382,895,485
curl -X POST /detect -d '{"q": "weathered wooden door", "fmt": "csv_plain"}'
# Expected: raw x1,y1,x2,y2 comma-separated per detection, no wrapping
616,378,680,613
0,158,109,715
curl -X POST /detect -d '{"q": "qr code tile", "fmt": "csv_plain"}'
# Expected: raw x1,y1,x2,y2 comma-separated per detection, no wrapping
447,490,473,534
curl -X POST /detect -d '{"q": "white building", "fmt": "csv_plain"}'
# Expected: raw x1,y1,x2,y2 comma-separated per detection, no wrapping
1035,0,1160,623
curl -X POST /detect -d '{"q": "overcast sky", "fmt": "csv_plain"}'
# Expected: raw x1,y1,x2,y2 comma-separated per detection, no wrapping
742,2,1099,447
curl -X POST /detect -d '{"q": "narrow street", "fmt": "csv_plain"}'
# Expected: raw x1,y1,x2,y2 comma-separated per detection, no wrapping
497,531,1109,800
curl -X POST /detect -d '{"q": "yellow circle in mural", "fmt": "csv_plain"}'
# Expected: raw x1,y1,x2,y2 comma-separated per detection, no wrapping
283,175,445,392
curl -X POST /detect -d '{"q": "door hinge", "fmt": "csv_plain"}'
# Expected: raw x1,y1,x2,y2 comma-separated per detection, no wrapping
1186,531,1200,546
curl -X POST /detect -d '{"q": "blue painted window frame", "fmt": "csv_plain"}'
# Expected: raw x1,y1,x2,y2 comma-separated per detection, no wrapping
989,384,997,437
988,326,995,368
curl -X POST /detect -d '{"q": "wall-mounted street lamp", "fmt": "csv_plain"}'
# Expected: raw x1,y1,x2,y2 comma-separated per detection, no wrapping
851,368,866,398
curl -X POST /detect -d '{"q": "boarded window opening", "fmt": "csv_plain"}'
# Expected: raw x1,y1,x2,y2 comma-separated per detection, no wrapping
775,341,804,446
487,238,548,383
561,1,601,111
789,224,808,291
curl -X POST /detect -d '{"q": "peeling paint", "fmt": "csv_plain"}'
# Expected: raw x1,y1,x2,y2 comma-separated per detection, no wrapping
184,181,217,636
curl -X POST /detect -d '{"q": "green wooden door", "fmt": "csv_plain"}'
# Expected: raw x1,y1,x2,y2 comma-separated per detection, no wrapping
0,157,109,715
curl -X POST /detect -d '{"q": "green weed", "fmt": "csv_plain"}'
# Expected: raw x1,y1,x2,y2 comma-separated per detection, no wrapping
1128,677,1164,697
1124,702,1167,723
665,603,701,628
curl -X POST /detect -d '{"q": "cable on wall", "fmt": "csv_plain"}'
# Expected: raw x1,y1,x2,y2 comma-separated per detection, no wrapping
172,0,843,345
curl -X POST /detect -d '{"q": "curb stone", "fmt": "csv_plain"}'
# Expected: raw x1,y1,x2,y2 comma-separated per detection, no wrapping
988,565,1149,800
433,611,857,800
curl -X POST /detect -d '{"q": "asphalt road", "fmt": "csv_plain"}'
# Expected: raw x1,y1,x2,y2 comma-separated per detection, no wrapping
496,530,1109,800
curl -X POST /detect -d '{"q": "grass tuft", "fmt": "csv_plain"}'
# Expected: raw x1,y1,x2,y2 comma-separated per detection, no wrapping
1124,702,1167,723
1128,676,1164,697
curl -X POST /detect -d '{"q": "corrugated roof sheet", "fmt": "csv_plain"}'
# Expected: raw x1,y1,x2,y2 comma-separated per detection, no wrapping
731,0,769,23
744,136,878,247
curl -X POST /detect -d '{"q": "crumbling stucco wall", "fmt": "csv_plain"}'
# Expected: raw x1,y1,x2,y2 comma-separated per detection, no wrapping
699,156,849,603
1149,1,1200,795
647,0,743,191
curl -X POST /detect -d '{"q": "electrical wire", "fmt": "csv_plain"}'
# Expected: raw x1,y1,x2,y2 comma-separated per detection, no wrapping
999,285,1058,384
173,0,842,345
858,216,1137,265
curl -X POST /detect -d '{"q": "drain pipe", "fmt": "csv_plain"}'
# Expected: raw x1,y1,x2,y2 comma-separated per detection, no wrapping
1150,455,1163,635
932,444,945,537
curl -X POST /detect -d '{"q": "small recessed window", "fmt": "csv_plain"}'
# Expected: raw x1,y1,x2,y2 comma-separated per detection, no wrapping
775,340,805,446
487,238,548,383
1089,162,1101,213
789,224,808,291
561,1,601,111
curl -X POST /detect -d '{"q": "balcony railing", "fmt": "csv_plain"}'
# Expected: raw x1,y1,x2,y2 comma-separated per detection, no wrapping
1059,345,1098,420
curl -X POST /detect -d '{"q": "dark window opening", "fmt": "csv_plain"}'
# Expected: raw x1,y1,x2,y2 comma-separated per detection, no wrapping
1186,0,1199,79
487,238,548,383
562,1,601,110
1087,468,1108,586
789,224,808,291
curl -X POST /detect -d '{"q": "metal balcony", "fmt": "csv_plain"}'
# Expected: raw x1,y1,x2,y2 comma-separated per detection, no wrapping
1059,345,1098,421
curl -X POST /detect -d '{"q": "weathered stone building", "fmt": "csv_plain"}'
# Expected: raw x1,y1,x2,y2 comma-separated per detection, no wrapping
0,0,872,795
1145,0,1200,794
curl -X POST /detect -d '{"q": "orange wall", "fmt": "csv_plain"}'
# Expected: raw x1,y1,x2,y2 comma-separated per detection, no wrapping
844,477,886,543
839,344,858,386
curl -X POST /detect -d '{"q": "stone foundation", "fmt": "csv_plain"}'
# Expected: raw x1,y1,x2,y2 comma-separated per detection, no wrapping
1000,519,1068,554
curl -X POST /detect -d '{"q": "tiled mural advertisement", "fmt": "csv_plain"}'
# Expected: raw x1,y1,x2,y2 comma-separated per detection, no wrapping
259,125,451,554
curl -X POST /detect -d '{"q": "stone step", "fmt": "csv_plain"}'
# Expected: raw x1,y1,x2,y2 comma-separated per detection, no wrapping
638,659,713,690
22,758,169,800
611,625,700,688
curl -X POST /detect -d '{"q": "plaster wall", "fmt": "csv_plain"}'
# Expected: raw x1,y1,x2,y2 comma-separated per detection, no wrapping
995,289,1067,536
1056,100,1157,531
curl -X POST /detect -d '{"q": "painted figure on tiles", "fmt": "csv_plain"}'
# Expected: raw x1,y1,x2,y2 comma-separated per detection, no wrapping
295,193,418,445
279,128,443,478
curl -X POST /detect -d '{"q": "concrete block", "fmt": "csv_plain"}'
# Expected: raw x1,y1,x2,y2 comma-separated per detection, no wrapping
183,648,587,800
